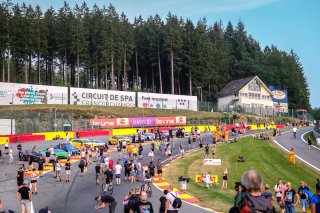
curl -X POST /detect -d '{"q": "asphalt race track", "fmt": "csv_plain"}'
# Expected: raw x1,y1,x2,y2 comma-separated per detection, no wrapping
1,129,285,213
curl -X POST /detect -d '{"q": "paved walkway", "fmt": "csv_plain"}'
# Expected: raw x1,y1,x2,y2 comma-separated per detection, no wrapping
274,127,320,172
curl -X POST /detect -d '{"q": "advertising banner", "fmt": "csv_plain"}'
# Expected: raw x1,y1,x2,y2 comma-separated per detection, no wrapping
155,116,187,126
90,116,186,128
116,118,130,127
268,86,288,113
90,119,117,128
130,117,156,127
0,82,67,105
203,159,222,165
195,175,218,183
138,92,197,111
70,87,136,107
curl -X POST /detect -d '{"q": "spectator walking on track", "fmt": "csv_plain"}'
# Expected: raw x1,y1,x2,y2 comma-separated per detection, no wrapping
115,161,122,185
95,194,117,213
165,185,181,213
16,180,32,213
65,159,71,182
130,191,154,213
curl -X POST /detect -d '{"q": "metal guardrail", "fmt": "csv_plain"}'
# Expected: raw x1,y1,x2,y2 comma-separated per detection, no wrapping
313,125,320,139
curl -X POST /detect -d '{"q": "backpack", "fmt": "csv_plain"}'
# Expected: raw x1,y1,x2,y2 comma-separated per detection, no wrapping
170,193,182,209
240,194,275,213
124,163,131,170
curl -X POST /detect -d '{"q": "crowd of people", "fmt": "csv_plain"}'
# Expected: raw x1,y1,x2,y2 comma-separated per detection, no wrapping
1,123,320,213
230,170,320,213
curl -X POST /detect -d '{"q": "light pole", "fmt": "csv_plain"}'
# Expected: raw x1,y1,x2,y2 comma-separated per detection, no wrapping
10,101,13,135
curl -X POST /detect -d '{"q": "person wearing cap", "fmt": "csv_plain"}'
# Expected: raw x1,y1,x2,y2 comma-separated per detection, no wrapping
282,182,299,213
310,180,320,213
16,180,32,213
298,181,310,213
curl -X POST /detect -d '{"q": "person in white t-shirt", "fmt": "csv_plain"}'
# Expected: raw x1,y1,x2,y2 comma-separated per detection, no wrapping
114,161,122,185
274,178,283,206
49,145,54,155
165,185,180,212
317,137,320,148
293,126,297,138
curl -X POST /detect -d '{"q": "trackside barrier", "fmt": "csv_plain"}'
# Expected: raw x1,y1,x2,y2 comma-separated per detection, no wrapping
112,128,142,136
75,130,111,137
33,131,75,141
249,125,276,130
0,136,9,145
0,134,45,143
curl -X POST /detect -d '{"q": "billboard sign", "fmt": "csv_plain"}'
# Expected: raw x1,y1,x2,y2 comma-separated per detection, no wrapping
269,86,288,103
90,119,117,128
138,92,197,111
130,117,156,127
203,159,222,165
155,116,186,126
70,87,136,107
269,86,288,113
0,82,67,105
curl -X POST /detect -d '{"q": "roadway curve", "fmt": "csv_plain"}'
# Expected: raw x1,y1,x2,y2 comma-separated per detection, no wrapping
273,127,320,172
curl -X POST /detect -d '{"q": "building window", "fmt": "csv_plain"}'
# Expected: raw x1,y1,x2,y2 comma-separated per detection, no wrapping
249,80,261,92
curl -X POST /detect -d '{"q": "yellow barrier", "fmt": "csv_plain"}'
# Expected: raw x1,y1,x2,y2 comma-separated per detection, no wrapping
0,137,9,145
249,125,276,130
33,131,75,141
112,128,140,136
180,125,216,132
195,175,219,183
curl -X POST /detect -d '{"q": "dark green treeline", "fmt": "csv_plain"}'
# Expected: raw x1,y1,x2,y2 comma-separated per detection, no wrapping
0,1,310,109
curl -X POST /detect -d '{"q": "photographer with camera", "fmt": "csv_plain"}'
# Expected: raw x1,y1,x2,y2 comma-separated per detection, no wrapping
229,170,275,213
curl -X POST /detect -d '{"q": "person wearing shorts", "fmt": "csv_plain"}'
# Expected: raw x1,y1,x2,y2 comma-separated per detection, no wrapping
16,180,32,213
114,161,122,185
65,159,71,182
8,147,13,164
55,160,62,182
157,159,163,180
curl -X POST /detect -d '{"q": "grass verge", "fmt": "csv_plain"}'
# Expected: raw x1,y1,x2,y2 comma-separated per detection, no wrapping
164,137,319,212
0,104,225,120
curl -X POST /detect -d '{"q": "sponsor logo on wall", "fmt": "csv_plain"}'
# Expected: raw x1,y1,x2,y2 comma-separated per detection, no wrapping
0,82,67,105
138,92,197,111
70,88,136,107
90,116,186,128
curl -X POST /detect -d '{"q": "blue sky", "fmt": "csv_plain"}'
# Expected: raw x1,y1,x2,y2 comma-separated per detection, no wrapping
13,0,320,107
